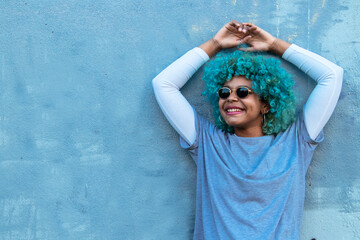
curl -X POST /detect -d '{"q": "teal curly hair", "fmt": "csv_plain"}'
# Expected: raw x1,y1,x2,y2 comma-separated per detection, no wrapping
202,51,297,135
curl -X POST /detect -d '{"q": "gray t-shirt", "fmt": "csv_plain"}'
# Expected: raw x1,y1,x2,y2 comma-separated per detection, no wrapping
180,107,324,240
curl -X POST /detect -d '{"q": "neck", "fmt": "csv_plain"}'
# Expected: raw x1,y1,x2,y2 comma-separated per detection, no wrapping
234,125,265,138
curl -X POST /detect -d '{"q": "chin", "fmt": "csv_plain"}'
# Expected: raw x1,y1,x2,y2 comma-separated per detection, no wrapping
224,119,244,128
222,114,245,126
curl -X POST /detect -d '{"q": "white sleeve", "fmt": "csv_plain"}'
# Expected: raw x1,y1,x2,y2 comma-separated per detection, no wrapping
152,47,210,145
282,44,344,141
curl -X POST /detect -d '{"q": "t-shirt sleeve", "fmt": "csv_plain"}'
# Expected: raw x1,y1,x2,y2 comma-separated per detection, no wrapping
297,106,324,146
179,108,213,165
296,106,325,168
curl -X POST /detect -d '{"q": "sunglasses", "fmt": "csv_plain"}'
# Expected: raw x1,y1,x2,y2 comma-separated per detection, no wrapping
217,86,253,99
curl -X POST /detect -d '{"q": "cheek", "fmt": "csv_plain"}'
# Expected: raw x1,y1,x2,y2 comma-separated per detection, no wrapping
218,100,225,110
246,96,262,109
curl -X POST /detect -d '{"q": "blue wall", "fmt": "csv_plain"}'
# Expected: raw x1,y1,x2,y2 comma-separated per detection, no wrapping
0,0,359,239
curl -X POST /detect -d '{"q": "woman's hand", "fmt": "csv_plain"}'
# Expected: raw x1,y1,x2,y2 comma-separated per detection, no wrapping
199,20,253,57
237,23,276,52
199,21,290,57
212,20,253,49
238,23,290,56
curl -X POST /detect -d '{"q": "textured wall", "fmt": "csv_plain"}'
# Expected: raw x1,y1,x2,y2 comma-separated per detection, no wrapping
0,0,359,239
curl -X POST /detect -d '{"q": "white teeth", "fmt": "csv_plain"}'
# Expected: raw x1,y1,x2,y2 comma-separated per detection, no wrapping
226,108,243,112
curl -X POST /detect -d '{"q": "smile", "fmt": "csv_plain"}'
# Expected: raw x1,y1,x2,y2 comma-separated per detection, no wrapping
226,108,243,112
225,108,244,115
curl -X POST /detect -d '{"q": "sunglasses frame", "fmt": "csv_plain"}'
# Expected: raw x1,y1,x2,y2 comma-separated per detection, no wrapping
217,86,253,99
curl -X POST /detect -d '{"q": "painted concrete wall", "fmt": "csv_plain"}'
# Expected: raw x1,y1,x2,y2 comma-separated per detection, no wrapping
0,0,359,239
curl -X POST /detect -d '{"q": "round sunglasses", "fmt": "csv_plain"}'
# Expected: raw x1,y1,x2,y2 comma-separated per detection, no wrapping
217,86,253,99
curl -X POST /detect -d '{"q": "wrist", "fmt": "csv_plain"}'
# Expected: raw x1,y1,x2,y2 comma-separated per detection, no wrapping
199,38,222,58
211,38,223,51
269,38,291,56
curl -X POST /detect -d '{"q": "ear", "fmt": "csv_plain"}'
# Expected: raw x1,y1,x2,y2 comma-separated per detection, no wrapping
262,102,270,114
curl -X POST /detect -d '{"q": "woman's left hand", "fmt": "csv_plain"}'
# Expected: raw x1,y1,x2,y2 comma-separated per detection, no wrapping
237,23,277,52
237,22,290,55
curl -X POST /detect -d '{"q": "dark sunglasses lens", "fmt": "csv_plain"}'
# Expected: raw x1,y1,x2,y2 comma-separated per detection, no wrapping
218,88,231,99
236,87,249,98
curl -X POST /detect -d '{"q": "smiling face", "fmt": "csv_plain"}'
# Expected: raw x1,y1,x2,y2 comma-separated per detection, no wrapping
218,76,269,137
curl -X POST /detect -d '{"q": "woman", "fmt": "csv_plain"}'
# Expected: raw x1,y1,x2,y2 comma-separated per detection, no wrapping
152,20,343,239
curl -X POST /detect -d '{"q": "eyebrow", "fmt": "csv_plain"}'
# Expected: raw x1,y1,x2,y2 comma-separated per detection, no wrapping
223,85,252,89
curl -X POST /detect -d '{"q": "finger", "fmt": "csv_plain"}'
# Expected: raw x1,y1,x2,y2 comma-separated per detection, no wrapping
243,22,255,27
230,20,241,28
238,35,252,43
237,24,251,34
240,25,247,33
236,23,243,32
228,20,241,28
246,26,260,35
229,22,241,32
244,23,261,34
243,25,251,33
247,25,257,31
226,24,241,33
238,47,256,52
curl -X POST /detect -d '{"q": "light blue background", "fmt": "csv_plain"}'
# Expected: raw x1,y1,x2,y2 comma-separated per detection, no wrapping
0,0,359,239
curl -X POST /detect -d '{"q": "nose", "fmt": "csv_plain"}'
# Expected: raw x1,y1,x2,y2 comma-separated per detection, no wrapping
226,91,239,102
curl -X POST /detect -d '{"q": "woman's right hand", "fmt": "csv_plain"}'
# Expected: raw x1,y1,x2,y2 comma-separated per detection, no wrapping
200,20,253,57
212,20,254,49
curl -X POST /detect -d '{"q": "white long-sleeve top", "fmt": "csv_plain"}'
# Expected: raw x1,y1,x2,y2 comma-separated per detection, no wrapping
152,44,343,145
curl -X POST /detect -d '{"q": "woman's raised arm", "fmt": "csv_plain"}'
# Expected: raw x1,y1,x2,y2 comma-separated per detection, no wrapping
282,45,343,140
240,23,343,140
152,20,252,145
152,47,209,145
